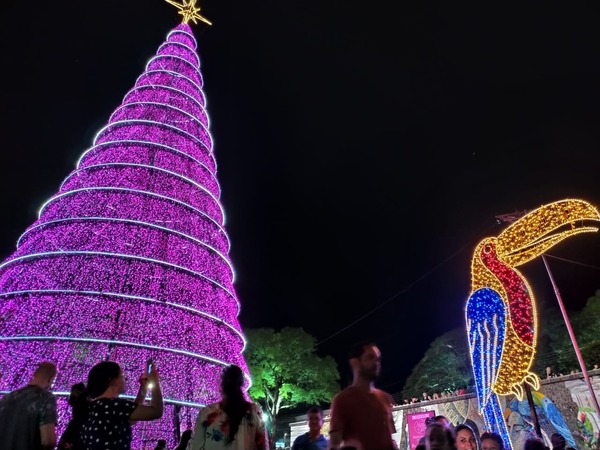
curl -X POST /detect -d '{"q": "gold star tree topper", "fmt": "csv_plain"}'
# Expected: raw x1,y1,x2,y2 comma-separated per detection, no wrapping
165,0,212,26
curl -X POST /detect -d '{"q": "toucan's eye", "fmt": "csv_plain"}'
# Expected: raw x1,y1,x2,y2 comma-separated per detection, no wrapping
483,244,492,254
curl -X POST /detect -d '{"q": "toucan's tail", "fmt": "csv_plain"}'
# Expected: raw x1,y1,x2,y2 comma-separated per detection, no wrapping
483,393,512,450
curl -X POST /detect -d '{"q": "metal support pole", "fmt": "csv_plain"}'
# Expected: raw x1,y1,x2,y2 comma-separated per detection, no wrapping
524,384,543,439
174,404,182,444
541,255,600,421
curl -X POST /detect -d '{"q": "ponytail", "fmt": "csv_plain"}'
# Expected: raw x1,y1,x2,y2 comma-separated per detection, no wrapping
220,365,250,445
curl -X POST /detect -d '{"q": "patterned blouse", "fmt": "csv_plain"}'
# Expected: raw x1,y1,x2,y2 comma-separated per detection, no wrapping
187,402,268,450
80,398,137,450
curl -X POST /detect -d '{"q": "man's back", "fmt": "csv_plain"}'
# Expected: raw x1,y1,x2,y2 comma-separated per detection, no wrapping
0,385,57,450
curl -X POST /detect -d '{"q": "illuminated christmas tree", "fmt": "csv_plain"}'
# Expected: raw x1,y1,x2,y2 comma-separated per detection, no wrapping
0,4,247,446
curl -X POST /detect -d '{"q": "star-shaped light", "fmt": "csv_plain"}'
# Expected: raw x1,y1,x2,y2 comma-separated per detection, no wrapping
165,0,212,26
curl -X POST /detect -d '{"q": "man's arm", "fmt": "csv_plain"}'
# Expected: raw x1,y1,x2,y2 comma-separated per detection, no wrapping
328,431,343,450
40,423,56,449
384,391,398,450
39,393,57,449
327,394,345,450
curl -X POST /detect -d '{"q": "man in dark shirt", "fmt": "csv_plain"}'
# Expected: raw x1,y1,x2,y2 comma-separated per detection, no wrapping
0,361,58,450
328,342,397,450
292,406,328,450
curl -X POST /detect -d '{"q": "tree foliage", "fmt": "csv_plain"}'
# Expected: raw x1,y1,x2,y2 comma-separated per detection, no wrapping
530,290,600,374
573,290,600,346
532,300,571,374
551,289,600,373
401,327,472,400
245,327,340,443
402,290,600,401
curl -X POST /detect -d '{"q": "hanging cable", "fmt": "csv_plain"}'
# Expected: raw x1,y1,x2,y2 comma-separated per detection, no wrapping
315,222,498,347
544,254,600,271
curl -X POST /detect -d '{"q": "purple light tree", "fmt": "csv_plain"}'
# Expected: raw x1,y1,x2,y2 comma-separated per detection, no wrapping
0,23,248,447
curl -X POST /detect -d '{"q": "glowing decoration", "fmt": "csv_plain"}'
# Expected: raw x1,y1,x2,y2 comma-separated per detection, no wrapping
0,23,247,447
165,0,212,25
466,199,600,450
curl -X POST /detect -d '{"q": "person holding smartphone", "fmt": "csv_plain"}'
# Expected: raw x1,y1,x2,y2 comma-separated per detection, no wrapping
79,361,163,450
132,359,154,408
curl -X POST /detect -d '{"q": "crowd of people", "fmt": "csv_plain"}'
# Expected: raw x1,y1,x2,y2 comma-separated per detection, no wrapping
399,363,600,407
290,342,574,450
397,388,471,406
0,342,575,450
291,406,571,450
0,360,268,450
414,416,571,450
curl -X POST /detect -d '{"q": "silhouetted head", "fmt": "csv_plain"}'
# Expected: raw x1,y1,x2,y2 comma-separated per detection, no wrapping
175,429,193,450
433,415,451,427
425,423,455,450
87,361,124,398
480,432,503,450
349,341,381,382
68,382,86,406
180,429,193,441
31,362,57,390
220,364,244,399
550,434,566,450
524,438,547,450
307,406,323,434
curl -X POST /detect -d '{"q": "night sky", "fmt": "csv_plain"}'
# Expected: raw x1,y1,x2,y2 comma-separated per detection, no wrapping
2,1,600,395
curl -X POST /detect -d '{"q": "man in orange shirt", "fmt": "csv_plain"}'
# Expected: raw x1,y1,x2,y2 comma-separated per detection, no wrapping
328,342,397,450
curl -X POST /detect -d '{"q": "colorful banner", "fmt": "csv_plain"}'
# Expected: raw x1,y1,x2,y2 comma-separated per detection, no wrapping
407,410,435,450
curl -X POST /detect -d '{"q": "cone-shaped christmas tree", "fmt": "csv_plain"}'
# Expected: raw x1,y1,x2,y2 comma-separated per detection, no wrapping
0,16,248,446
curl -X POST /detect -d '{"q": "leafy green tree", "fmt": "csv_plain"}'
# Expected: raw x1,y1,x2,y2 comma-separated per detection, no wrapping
401,328,472,400
245,327,340,446
562,290,600,371
535,290,600,374
533,303,572,374
581,341,600,368
573,290,600,346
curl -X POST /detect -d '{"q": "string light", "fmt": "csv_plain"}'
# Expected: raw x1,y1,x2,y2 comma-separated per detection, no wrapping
0,24,246,447
466,198,600,450
74,140,218,195
94,118,214,167
164,0,212,26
